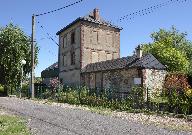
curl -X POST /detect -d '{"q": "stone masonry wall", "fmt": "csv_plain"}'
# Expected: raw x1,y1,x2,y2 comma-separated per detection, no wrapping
81,22,120,69
58,21,120,86
82,68,167,99
59,22,81,85
142,69,167,98
82,68,140,97
103,69,139,92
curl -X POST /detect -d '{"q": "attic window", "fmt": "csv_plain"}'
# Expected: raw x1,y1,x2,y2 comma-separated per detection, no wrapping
71,31,75,44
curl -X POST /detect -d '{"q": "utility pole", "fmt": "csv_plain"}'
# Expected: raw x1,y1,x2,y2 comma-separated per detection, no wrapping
31,14,35,98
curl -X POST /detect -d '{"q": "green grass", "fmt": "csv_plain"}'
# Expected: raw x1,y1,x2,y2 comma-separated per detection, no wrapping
0,115,30,135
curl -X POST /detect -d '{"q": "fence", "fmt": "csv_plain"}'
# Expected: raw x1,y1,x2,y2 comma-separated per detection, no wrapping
31,84,192,115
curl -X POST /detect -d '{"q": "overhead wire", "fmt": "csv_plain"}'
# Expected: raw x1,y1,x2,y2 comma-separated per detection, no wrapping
37,21,59,46
118,0,189,22
35,0,85,17
34,0,86,47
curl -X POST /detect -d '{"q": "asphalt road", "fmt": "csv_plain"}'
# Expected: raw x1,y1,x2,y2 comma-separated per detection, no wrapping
0,97,191,135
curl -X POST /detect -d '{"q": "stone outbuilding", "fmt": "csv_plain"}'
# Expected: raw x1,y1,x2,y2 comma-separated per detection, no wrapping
81,46,166,98
41,62,59,86
56,8,167,97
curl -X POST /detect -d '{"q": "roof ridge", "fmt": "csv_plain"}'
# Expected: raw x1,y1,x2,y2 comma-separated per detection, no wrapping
56,9,122,35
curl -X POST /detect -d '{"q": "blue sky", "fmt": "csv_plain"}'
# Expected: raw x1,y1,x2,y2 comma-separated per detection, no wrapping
0,0,192,77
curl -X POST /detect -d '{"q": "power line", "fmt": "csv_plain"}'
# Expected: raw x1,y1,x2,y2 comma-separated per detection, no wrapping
118,0,189,22
35,0,85,17
37,21,59,46
118,0,171,21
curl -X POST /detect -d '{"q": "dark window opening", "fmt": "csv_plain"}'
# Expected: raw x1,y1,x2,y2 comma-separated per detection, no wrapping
71,51,75,65
63,36,67,48
60,78,63,84
63,37,65,48
62,54,66,66
71,32,75,44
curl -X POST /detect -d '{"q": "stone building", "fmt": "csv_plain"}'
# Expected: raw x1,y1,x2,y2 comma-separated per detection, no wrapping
81,47,166,97
41,62,59,86
56,9,166,97
57,9,121,85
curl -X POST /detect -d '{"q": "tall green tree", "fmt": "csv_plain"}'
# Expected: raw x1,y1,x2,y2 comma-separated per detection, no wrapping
0,23,39,94
143,26,192,74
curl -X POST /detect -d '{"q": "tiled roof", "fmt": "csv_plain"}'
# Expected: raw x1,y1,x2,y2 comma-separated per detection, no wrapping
41,62,59,78
129,54,166,69
45,62,58,70
82,54,166,73
56,12,122,35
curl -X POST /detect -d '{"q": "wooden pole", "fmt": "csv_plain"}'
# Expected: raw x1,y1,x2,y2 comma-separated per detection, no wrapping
31,15,35,98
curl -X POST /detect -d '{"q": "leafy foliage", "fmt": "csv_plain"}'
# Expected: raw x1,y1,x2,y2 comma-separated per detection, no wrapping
43,86,145,111
0,84,4,92
38,85,192,115
166,89,191,115
164,73,190,91
142,26,192,74
0,23,39,90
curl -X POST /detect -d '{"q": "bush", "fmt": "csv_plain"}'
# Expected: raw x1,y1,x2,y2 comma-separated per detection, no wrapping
166,88,191,114
38,85,192,115
0,84,4,92
128,86,144,109
164,73,190,91
21,83,29,97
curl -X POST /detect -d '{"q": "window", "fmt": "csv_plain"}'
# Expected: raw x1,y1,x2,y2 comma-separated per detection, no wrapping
106,33,112,46
92,31,97,44
62,55,65,66
60,36,63,47
71,51,75,65
97,31,99,43
91,51,98,63
62,54,67,67
63,36,67,48
60,78,63,84
71,32,75,44
106,53,112,60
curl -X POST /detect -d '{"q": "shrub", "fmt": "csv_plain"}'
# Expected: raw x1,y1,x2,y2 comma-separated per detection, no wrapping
185,89,192,98
166,88,191,114
21,83,29,97
129,86,144,109
164,73,190,91
0,84,4,92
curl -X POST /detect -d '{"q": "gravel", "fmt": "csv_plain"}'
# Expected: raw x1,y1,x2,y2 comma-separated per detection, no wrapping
0,97,191,135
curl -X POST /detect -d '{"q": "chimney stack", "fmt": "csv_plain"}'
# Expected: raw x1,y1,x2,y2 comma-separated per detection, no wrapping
93,8,100,20
135,45,143,59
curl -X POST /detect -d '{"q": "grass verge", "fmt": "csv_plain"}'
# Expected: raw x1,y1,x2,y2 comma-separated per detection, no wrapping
0,114,30,135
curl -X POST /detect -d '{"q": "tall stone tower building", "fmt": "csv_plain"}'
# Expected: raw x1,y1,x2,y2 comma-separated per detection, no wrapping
56,9,122,85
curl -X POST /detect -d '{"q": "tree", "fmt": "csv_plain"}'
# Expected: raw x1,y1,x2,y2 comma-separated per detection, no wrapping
0,23,39,95
143,26,192,74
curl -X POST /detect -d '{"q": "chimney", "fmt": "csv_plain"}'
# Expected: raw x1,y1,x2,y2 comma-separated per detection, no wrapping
93,8,100,20
135,45,143,59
